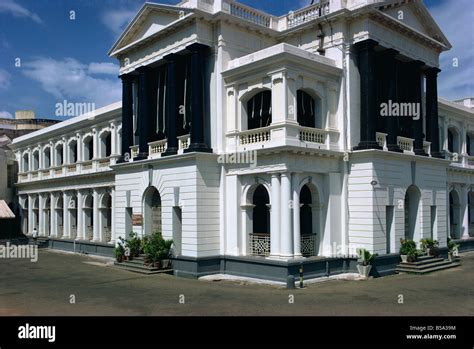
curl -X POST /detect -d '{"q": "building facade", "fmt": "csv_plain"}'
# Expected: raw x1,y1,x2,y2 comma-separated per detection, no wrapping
10,0,474,280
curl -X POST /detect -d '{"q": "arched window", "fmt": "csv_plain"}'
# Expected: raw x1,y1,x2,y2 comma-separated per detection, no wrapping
99,132,111,158
55,144,63,166
68,140,77,164
43,147,51,168
83,136,93,161
22,153,29,172
144,187,162,235
297,90,322,129
300,185,312,236
448,127,459,154
252,185,270,234
32,150,39,171
247,91,272,130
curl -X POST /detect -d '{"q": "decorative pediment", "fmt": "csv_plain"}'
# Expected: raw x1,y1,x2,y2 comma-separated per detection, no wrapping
376,0,451,49
108,3,194,57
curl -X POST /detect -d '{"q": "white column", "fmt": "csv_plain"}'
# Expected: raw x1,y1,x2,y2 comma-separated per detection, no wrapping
443,120,448,152
92,128,98,159
38,195,44,236
63,192,69,238
111,123,117,155
92,189,100,241
27,195,33,234
110,187,116,243
62,137,67,165
292,173,302,258
50,193,56,237
27,148,32,172
270,173,281,257
280,173,293,258
462,185,470,239
76,133,82,162
77,191,84,240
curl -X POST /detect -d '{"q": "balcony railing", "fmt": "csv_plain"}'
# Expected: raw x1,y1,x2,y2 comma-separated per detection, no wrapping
229,1,272,28
299,126,326,144
67,164,76,173
130,145,139,159
82,160,93,171
249,233,270,257
397,136,414,152
149,139,167,156
178,134,190,151
239,127,271,145
301,234,316,257
287,1,330,29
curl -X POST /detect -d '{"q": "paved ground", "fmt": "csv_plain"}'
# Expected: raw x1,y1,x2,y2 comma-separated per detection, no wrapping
0,249,473,316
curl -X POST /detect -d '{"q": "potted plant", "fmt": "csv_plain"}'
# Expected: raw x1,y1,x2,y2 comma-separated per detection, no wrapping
356,248,377,278
420,238,439,256
447,238,459,262
400,239,418,263
114,242,125,263
143,232,173,269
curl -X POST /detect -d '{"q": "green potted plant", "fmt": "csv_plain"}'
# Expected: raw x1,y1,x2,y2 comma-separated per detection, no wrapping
399,239,418,263
356,248,377,277
114,242,125,263
447,238,459,262
420,238,439,256
143,232,173,269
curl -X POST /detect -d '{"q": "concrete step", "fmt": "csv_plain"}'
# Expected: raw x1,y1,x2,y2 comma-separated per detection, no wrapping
398,260,454,270
396,262,461,274
400,257,444,266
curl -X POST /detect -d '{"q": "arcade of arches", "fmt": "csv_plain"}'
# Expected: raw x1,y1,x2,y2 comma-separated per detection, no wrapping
20,187,114,243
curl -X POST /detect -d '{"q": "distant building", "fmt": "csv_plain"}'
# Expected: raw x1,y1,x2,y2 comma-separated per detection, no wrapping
0,111,57,237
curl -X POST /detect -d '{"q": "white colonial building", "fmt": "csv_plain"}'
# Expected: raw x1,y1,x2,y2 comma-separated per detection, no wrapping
10,0,474,280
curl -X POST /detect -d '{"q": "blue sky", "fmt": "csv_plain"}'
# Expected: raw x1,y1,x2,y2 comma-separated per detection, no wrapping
0,0,472,120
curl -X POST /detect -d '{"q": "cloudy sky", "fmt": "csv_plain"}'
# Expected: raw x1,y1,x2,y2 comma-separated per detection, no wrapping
0,0,472,120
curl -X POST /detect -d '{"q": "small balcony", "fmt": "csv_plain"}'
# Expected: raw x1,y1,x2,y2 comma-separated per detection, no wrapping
226,124,336,152
131,134,191,161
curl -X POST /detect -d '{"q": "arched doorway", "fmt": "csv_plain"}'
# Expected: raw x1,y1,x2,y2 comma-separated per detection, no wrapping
100,193,112,242
55,195,64,238
143,187,162,235
250,184,270,256
83,195,93,240
32,197,39,231
404,185,421,241
449,190,461,239
68,195,77,239
44,197,50,236
300,185,317,257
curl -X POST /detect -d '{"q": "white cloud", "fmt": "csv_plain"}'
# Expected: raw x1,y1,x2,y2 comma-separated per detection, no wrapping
0,0,42,24
429,0,474,100
88,62,119,75
0,69,10,89
22,57,121,109
0,111,13,119
102,9,137,36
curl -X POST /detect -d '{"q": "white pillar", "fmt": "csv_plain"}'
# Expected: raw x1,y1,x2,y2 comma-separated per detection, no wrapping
280,173,293,258
63,192,69,239
27,195,33,234
270,173,281,257
110,187,116,243
77,191,84,240
93,189,100,241
38,194,44,236
443,120,448,152
62,137,67,165
50,193,56,237
76,133,82,162
292,173,302,257
111,123,117,155
92,128,98,159
462,185,470,239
